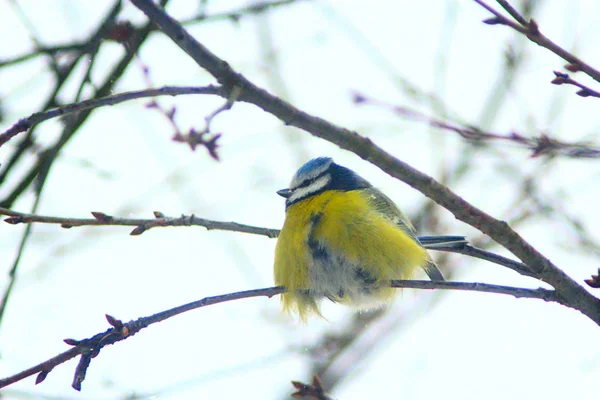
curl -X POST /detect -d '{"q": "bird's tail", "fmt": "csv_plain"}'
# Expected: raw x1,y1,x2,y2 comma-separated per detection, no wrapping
417,235,468,282
417,235,468,250
422,261,445,281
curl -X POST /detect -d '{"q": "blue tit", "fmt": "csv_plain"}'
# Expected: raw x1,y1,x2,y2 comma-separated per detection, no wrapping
274,157,466,319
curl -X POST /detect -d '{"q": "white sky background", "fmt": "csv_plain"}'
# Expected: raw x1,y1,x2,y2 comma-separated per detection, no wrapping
0,0,599,399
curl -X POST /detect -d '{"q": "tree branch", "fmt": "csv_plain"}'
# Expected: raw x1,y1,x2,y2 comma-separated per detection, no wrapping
475,0,600,84
0,207,539,280
0,286,284,390
0,86,225,148
0,281,561,390
390,280,559,303
550,71,600,99
0,0,304,69
0,208,279,238
353,92,600,158
130,0,600,324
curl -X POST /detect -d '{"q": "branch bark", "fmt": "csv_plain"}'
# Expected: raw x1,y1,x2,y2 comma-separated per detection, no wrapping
130,0,600,324
0,281,562,389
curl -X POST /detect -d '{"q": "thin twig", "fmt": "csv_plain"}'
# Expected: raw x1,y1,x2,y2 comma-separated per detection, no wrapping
131,0,600,324
0,0,303,69
456,245,535,278
0,219,35,329
0,287,284,390
0,208,279,238
0,1,173,336
475,0,600,84
171,85,240,156
354,93,600,158
0,281,561,390
474,0,526,32
390,280,558,302
0,0,170,210
0,43,87,68
551,71,600,99
0,86,225,148
0,208,537,279
0,0,123,196
496,0,529,26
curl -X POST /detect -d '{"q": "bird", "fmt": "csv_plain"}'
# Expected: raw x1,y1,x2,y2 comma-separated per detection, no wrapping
274,157,466,320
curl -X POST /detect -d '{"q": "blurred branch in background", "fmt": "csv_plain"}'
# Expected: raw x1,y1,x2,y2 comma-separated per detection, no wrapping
0,0,307,69
550,71,600,99
0,0,166,336
0,0,304,337
0,85,225,147
474,0,600,85
302,1,600,392
476,0,538,130
129,0,600,323
1,0,599,398
352,92,600,158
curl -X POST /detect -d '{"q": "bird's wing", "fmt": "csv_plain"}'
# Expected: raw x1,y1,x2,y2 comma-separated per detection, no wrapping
363,187,419,239
363,188,445,281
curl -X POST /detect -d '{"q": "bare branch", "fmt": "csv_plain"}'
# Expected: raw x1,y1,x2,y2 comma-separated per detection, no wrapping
171,85,240,156
0,280,562,390
0,208,280,238
0,207,537,280
390,280,559,303
353,92,600,158
456,245,535,278
130,0,600,324
0,0,305,69
0,287,284,390
0,0,174,335
474,0,600,84
0,42,88,68
551,71,600,99
0,85,225,148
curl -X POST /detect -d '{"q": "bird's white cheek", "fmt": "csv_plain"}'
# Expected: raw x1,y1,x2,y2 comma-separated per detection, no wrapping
288,175,331,203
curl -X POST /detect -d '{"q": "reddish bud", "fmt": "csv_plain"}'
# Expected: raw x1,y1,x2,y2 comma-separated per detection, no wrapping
36,370,50,385
105,314,123,329
4,216,23,224
483,17,503,25
130,226,146,235
565,63,580,72
584,269,600,288
576,89,591,97
106,21,134,43
91,212,112,222
528,18,539,33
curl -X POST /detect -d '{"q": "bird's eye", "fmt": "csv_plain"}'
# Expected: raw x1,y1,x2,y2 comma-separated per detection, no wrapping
295,179,312,189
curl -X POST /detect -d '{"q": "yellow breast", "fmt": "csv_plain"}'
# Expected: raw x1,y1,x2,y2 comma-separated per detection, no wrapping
274,190,428,319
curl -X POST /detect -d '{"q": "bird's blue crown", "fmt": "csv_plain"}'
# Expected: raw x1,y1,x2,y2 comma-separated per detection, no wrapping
296,157,333,179
281,157,372,207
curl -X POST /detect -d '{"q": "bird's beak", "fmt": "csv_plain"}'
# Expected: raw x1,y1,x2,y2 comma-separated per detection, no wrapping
277,188,292,198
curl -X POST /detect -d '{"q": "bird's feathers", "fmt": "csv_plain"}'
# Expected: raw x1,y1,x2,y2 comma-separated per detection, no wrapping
274,157,463,320
275,189,429,319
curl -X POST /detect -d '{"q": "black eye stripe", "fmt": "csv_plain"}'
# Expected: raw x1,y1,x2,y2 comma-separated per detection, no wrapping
294,171,327,190
296,179,313,189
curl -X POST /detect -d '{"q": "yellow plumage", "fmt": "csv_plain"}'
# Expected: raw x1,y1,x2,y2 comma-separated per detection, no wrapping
274,189,428,320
